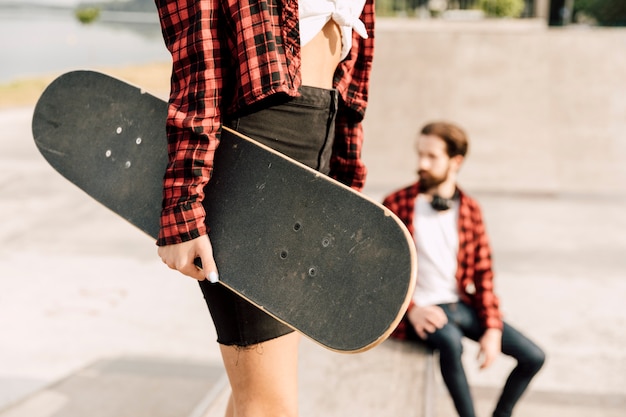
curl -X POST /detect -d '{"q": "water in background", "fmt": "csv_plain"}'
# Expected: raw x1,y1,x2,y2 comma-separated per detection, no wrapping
0,5,170,83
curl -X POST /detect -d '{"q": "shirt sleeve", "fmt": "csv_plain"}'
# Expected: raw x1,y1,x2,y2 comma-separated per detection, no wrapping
329,0,374,190
468,202,503,330
330,110,367,190
154,0,225,246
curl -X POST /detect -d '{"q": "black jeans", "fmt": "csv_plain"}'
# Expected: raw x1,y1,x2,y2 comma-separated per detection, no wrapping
418,302,545,417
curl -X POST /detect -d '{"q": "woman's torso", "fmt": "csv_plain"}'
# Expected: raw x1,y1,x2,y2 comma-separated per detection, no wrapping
299,0,368,89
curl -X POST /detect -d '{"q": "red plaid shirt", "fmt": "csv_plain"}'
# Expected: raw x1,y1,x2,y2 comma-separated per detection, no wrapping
154,0,375,246
382,182,503,339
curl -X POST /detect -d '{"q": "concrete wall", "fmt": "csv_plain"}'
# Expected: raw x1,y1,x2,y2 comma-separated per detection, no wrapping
362,19,626,199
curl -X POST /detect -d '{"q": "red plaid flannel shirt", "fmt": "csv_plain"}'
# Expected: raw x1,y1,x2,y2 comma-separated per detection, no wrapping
154,0,374,246
382,182,503,340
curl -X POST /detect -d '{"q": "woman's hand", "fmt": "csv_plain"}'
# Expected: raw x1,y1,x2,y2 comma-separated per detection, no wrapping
158,235,219,282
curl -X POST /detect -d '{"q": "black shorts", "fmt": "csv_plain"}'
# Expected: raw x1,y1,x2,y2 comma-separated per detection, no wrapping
198,86,338,346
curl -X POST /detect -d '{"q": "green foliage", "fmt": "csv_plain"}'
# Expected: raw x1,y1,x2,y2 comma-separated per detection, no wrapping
477,0,525,17
375,0,417,17
77,0,157,13
75,7,101,24
376,0,528,18
574,0,626,26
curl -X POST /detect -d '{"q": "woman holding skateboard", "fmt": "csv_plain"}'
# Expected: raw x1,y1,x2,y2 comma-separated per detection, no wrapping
154,1,374,415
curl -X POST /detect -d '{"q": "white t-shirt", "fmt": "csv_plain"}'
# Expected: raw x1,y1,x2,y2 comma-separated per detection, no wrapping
413,195,460,306
299,0,368,61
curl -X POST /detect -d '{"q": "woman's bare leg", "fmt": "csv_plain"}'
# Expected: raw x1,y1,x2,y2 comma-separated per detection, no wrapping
220,332,300,417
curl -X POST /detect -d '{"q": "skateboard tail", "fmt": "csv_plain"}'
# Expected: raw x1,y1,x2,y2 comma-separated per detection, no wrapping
206,128,418,353
32,70,167,239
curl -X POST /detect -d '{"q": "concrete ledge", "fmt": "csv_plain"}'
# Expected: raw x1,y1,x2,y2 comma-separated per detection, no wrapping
298,338,435,417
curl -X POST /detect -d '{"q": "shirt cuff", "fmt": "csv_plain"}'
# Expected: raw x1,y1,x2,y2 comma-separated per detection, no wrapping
157,202,207,246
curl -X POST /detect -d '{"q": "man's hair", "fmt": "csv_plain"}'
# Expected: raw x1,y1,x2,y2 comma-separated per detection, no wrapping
420,121,469,158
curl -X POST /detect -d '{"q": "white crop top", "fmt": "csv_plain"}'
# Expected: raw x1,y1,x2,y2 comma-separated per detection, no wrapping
299,0,368,61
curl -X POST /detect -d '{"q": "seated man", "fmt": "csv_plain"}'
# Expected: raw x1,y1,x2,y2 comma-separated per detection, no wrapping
383,121,545,417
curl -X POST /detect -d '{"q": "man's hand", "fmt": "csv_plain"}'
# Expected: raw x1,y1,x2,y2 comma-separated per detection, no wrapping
477,328,502,369
158,235,219,282
407,305,448,339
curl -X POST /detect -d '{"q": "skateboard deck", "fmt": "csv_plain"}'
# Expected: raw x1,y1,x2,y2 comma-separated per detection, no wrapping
32,70,416,353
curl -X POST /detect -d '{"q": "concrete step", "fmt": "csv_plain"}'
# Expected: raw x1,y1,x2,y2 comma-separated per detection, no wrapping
0,357,226,417
435,384,626,417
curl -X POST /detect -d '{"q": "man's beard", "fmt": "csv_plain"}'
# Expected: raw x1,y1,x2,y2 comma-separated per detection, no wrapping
418,168,449,191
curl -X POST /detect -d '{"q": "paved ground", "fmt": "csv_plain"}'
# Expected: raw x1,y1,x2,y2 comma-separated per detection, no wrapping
1,106,625,416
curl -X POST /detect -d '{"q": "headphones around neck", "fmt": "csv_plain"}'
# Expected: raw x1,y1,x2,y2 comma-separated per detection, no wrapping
430,189,460,211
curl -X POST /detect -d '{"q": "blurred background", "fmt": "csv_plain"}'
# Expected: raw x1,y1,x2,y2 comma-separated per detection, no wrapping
1,0,625,416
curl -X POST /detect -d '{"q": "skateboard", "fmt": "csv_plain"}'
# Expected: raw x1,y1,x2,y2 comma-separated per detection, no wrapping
32,70,416,353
